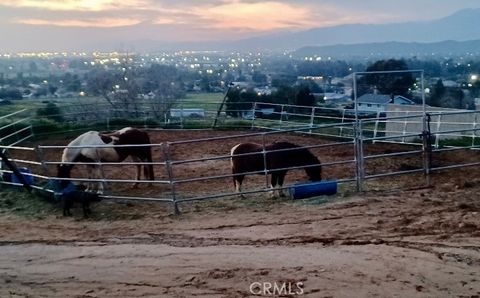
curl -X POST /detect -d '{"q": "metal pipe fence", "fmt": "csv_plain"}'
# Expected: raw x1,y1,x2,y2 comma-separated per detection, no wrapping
1,104,480,214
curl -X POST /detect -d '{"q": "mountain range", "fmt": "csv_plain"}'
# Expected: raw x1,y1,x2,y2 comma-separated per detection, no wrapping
229,8,480,52
292,39,480,59
135,8,480,54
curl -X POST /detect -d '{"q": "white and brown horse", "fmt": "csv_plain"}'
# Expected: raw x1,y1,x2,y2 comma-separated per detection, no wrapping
57,127,154,193
230,141,322,197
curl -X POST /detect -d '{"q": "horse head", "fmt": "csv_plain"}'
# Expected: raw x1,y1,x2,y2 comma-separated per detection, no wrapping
305,160,322,182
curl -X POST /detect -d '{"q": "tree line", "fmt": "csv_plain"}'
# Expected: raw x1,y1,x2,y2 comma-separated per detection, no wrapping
224,85,316,117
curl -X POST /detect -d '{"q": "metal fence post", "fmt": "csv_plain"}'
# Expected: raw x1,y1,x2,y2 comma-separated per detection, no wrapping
402,111,409,143
180,101,184,129
309,107,315,133
251,102,257,129
163,142,180,215
354,121,359,192
29,123,35,139
310,106,315,126
422,114,432,187
354,121,364,192
262,134,269,190
472,113,477,147
373,111,380,144
34,145,48,178
340,109,346,137
359,120,365,191
435,114,442,148
279,104,284,124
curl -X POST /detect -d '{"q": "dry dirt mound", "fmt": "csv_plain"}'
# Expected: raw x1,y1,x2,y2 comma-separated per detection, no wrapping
0,180,479,297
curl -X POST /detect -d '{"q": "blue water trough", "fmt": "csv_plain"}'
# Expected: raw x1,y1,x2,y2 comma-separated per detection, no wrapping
289,180,337,200
12,167,34,185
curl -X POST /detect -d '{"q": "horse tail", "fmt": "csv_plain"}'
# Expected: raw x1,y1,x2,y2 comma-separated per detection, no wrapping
143,132,155,181
145,149,154,181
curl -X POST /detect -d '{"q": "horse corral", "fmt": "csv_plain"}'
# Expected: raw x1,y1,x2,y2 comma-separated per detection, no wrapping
0,110,477,198
5,126,480,206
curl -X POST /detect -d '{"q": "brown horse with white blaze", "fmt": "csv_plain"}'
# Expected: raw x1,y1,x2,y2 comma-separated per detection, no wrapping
230,141,322,197
57,127,154,194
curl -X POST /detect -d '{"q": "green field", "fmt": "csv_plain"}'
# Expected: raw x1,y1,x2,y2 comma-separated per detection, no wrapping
182,92,225,103
0,92,226,116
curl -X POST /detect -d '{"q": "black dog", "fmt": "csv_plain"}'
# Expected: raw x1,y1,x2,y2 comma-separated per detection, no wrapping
61,185,101,217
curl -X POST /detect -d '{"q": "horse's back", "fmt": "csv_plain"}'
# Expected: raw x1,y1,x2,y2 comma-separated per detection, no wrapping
232,141,311,171
67,131,100,146
62,131,100,162
265,141,316,168
230,142,262,155
62,130,119,162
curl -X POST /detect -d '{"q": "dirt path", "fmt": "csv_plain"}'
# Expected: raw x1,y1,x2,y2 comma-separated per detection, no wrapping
1,180,480,297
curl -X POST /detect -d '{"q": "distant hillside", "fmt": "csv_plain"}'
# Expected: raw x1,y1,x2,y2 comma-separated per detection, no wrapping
137,8,480,53
292,40,480,58
222,8,480,52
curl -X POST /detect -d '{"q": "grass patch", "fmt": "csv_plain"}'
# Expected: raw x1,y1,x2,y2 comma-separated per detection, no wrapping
182,92,224,103
0,186,57,219
0,185,151,221
438,136,480,147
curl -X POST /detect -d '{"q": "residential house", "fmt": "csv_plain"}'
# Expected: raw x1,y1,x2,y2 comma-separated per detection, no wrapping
392,95,416,105
354,93,415,115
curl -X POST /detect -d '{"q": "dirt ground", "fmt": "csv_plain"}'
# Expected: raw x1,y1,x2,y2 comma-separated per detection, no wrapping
1,129,480,297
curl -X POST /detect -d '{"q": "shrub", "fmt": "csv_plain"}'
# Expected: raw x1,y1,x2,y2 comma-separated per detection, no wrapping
31,118,62,135
36,102,64,123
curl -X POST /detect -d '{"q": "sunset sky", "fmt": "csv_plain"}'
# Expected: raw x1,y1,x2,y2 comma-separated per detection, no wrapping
1,0,480,52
